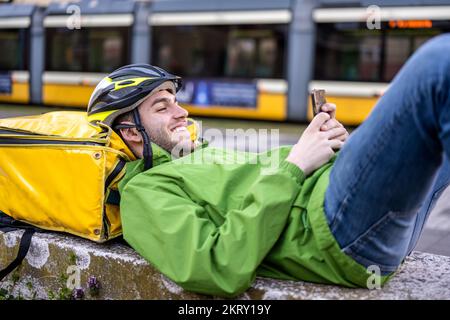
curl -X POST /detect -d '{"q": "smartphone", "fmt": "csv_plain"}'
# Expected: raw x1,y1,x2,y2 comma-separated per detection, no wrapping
310,89,327,116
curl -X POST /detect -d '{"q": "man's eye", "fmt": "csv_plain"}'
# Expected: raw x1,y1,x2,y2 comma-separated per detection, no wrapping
157,107,167,112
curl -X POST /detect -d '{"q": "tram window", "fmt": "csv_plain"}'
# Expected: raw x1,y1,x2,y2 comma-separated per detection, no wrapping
383,35,411,82
314,24,382,82
315,22,448,83
257,38,279,78
413,36,430,50
152,25,287,79
47,28,84,72
0,29,28,71
88,29,127,73
225,37,256,78
46,27,129,73
383,30,441,82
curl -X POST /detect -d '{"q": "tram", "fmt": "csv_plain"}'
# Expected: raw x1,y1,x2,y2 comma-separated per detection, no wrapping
0,0,449,124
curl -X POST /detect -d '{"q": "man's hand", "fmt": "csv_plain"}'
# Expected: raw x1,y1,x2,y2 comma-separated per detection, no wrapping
319,103,349,143
286,103,348,176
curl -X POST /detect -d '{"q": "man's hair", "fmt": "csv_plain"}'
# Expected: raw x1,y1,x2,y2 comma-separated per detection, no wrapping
112,111,134,140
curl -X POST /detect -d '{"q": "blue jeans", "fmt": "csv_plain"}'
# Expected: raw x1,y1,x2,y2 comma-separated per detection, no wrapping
324,34,450,275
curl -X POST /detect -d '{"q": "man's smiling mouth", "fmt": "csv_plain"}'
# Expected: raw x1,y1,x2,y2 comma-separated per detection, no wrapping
171,124,188,133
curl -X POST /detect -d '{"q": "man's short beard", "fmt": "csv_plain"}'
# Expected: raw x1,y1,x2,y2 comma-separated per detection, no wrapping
147,126,193,157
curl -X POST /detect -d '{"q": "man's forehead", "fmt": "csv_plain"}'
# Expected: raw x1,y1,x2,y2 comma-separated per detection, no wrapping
146,89,175,104
154,89,174,98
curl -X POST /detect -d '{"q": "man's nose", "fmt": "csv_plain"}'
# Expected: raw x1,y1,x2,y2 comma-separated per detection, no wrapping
174,104,189,118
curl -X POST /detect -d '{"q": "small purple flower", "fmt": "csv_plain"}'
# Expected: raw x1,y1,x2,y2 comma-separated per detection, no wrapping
87,276,100,296
71,288,84,300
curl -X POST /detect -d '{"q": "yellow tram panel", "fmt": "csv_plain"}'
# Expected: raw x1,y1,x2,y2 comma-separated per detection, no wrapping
43,83,95,108
0,72,30,104
183,92,287,121
307,95,380,126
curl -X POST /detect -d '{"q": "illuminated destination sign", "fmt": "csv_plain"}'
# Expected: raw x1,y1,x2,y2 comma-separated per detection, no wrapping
389,20,433,29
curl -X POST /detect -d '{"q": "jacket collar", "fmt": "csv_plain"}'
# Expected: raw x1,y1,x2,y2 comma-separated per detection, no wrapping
119,139,208,190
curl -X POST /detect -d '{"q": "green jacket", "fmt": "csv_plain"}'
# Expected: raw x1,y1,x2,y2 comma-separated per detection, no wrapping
118,143,390,297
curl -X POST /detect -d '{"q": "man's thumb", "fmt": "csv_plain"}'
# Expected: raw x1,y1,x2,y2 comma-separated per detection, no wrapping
308,112,330,132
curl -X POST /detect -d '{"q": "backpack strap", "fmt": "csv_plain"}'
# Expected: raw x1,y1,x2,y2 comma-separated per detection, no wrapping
0,211,37,282
104,159,126,206
106,189,121,206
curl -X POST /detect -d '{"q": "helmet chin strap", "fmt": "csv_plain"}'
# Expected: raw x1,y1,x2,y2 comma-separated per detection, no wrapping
132,109,153,170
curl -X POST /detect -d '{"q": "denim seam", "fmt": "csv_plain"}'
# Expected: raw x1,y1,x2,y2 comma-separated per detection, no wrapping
343,246,399,274
343,210,394,253
412,75,444,154
342,211,401,273
329,193,350,233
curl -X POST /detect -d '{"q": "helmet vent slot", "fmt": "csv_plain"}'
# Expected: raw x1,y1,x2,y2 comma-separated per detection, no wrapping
118,80,134,86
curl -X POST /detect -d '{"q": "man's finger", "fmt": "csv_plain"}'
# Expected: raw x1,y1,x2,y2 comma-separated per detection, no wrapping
334,132,349,142
329,139,344,149
321,118,342,131
321,103,336,118
325,127,347,139
308,112,331,132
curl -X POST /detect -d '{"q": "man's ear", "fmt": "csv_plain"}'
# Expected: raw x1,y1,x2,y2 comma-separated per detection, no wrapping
119,121,142,143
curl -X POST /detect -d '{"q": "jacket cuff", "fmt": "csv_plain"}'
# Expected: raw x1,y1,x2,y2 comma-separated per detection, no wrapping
279,160,306,185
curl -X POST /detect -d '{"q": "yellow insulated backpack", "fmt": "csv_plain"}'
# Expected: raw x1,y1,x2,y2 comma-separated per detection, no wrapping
0,111,136,244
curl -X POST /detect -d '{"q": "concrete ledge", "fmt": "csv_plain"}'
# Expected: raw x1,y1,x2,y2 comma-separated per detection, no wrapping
1,230,450,300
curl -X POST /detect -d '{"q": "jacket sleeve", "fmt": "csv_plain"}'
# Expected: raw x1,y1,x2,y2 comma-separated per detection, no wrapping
119,160,305,297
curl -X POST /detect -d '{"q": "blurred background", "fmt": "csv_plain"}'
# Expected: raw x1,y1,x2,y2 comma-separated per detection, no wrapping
1,0,450,256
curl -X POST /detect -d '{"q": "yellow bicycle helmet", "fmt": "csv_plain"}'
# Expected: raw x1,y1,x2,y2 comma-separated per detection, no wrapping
87,64,182,170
